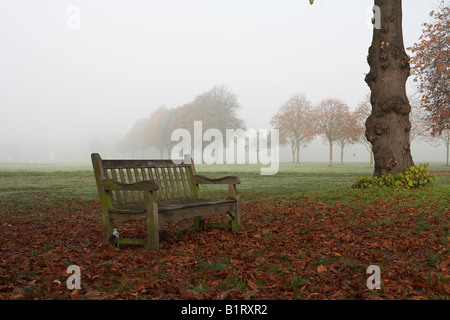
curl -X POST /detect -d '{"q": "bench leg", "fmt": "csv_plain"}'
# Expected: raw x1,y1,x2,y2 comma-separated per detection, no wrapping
102,212,113,245
144,195,159,249
145,211,159,250
193,216,203,232
229,185,241,232
230,205,241,233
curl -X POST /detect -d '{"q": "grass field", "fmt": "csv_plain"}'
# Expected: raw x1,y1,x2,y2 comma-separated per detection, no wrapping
0,162,448,300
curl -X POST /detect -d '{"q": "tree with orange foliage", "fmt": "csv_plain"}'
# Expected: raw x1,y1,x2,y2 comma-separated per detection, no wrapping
408,1,449,136
409,1,449,165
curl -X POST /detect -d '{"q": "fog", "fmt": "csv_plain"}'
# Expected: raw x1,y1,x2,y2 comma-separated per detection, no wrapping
0,0,446,164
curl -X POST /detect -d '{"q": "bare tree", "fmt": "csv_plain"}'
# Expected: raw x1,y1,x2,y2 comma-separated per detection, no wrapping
408,94,434,145
336,111,360,164
439,129,450,166
354,95,374,167
270,94,315,166
118,118,149,158
313,99,351,167
146,105,175,158
429,128,450,166
191,85,245,132
165,85,246,162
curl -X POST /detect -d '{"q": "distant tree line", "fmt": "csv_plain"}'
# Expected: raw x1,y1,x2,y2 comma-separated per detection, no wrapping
118,85,245,158
120,84,448,165
270,92,447,167
271,94,360,167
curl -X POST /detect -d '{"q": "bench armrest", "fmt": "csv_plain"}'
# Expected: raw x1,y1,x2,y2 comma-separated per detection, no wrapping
194,175,241,185
103,179,159,192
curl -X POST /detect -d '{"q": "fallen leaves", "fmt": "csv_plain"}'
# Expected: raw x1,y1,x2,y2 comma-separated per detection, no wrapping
316,265,327,274
0,188,449,300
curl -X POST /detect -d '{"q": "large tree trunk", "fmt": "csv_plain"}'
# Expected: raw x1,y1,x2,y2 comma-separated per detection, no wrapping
296,142,300,167
365,0,414,177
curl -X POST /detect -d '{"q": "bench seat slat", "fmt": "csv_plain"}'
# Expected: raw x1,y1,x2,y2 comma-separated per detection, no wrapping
109,199,236,214
159,199,236,212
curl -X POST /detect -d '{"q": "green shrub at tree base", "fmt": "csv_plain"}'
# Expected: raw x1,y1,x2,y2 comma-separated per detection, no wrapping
352,163,436,189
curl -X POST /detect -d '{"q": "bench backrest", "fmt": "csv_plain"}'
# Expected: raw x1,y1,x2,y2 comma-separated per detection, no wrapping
92,153,200,205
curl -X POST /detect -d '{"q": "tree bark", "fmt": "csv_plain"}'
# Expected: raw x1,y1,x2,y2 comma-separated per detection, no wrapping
365,0,414,177
292,146,296,164
370,146,374,167
296,141,300,167
329,141,333,167
340,144,345,164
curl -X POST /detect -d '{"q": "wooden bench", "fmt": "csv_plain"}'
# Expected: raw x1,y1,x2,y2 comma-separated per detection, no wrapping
91,153,241,249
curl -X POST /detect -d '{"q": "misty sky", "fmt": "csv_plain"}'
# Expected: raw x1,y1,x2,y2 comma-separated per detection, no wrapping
0,0,446,163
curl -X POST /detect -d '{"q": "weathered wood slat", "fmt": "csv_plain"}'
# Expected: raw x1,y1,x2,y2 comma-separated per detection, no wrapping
103,180,159,192
140,167,148,180
119,168,130,203
159,167,171,200
166,168,177,199
152,167,163,199
182,166,195,198
127,168,139,202
158,199,235,212
158,202,235,226
133,168,143,202
160,167,171,199
110,169,122,204
171,167,183,199
194,175,241,185
178,167,189,198
147,167,158,200
102,159,189,169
